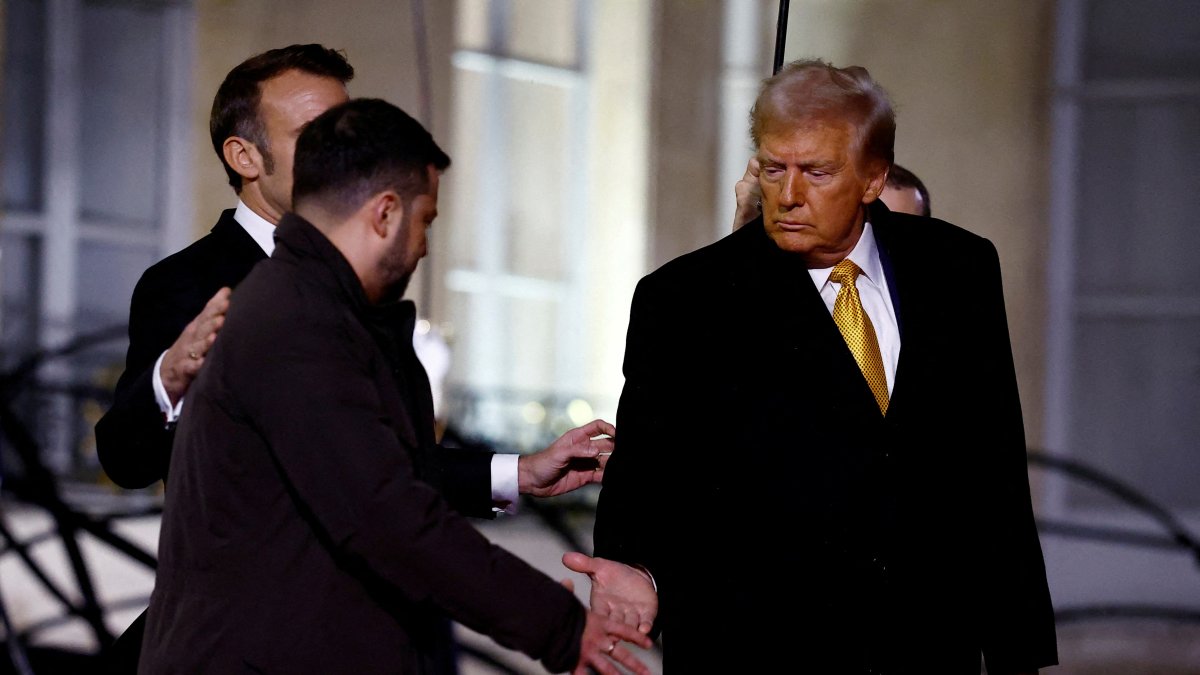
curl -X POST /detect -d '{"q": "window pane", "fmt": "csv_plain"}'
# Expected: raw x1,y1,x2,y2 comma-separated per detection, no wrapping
505,78,568,280
75,240,155,334
1075,99,1200,296
0,232,41,361
78,2,165,226
507,0,577,66
503,295,557,392
445,69,486,271
445,288,477,391
1068,316,1200,509
442,290,559,439
2,0,46,212
1084,0,1200,80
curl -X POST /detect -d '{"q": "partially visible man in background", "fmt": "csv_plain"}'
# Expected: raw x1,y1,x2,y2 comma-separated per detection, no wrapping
878,163,930,217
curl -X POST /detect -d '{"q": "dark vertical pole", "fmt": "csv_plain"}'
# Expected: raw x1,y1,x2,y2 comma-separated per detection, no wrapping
410,0,435,312
772,0,791,74
410,0,434,126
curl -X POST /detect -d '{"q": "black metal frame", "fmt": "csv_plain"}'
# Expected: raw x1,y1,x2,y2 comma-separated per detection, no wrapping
3,322,1199,671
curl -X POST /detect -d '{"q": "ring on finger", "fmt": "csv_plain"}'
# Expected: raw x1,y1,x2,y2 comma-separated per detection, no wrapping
188,350,199,360
605,642,615,654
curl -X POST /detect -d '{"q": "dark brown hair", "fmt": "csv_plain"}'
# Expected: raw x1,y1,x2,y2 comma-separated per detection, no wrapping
887,163,931,217
293,98,451,218
210,44,354,192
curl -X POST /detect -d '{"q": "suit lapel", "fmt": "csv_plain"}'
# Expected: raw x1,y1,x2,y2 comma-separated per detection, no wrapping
731,221,883,417
870,203,926,419
216,210,270,253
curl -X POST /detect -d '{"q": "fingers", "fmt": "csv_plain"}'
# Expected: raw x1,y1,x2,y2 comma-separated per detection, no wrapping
186,287,232,360
560,578,576,593
206,286,232,311
603,617,653,651
592,436,615,454
161,289,234,401
562,552,596,576
609,643,652,675
592,437,613,472
197,287,232,337
585,630,652,675
574,418,616,440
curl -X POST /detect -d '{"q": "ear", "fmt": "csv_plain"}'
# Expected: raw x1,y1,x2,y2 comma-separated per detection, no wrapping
222,137,262,183
861,161,889,204
368,191,404,239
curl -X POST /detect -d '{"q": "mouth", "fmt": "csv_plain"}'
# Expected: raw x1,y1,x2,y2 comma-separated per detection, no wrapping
774,220,810,232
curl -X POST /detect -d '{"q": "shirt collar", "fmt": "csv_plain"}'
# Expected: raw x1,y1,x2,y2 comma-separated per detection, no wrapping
807,220,884,289
233,200,277,256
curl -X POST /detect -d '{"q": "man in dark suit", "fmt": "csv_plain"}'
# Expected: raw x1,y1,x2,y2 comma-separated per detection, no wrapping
566,59,1057,673
97,43,607,505
95,44,353,490
139,98,652,674
99,44,619,673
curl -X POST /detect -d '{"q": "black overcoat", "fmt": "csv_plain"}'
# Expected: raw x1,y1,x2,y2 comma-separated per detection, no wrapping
595,202,1057,673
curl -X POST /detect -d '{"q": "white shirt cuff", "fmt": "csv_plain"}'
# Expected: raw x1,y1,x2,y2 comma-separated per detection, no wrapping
490,453,520,515
152,350,185,423
634,564,659,593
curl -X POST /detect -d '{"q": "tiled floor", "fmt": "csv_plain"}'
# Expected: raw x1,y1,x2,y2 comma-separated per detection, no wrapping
3,500,1198,675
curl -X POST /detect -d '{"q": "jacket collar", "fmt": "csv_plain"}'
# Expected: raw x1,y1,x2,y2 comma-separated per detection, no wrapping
272,212,418,332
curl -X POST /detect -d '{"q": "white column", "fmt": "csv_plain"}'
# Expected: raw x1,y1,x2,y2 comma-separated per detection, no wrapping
39,0,82,474
716,0,766,240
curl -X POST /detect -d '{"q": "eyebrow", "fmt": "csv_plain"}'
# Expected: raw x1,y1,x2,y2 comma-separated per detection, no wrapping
759,156,841,171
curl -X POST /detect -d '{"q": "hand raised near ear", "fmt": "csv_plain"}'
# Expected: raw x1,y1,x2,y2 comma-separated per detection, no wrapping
732,156,762,231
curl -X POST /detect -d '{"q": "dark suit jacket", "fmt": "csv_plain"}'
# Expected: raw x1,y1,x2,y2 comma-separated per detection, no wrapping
96,209,265,489
594,202,1057,674
139,214,585,674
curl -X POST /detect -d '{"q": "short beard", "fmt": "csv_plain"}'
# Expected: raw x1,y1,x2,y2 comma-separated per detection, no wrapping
380,272,413,304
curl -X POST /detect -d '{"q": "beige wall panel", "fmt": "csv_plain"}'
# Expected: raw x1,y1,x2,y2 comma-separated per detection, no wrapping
783,0,1054,446
648,0,724,268
585,0,652,407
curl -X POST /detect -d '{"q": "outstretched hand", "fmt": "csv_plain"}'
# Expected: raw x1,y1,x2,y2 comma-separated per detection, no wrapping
518,419,615,497
574,607,653,675
161,287,231,406
563,552,657,635
732,156,762,231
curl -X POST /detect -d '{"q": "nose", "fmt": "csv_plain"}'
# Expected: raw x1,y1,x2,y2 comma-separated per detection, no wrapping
779,170,805,208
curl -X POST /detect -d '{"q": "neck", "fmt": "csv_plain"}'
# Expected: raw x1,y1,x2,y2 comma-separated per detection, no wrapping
238,184,283,225
297,205,383,304
803,216,866,269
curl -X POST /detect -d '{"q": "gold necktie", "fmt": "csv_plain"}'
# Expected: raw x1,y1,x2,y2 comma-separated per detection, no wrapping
829,259,889,415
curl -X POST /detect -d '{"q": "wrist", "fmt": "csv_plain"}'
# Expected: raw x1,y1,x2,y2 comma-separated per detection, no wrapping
630,563,657,593
516,455,530,494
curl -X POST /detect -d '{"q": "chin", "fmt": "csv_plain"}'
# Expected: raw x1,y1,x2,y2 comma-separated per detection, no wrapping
765,228,817,256
380,273,413,303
